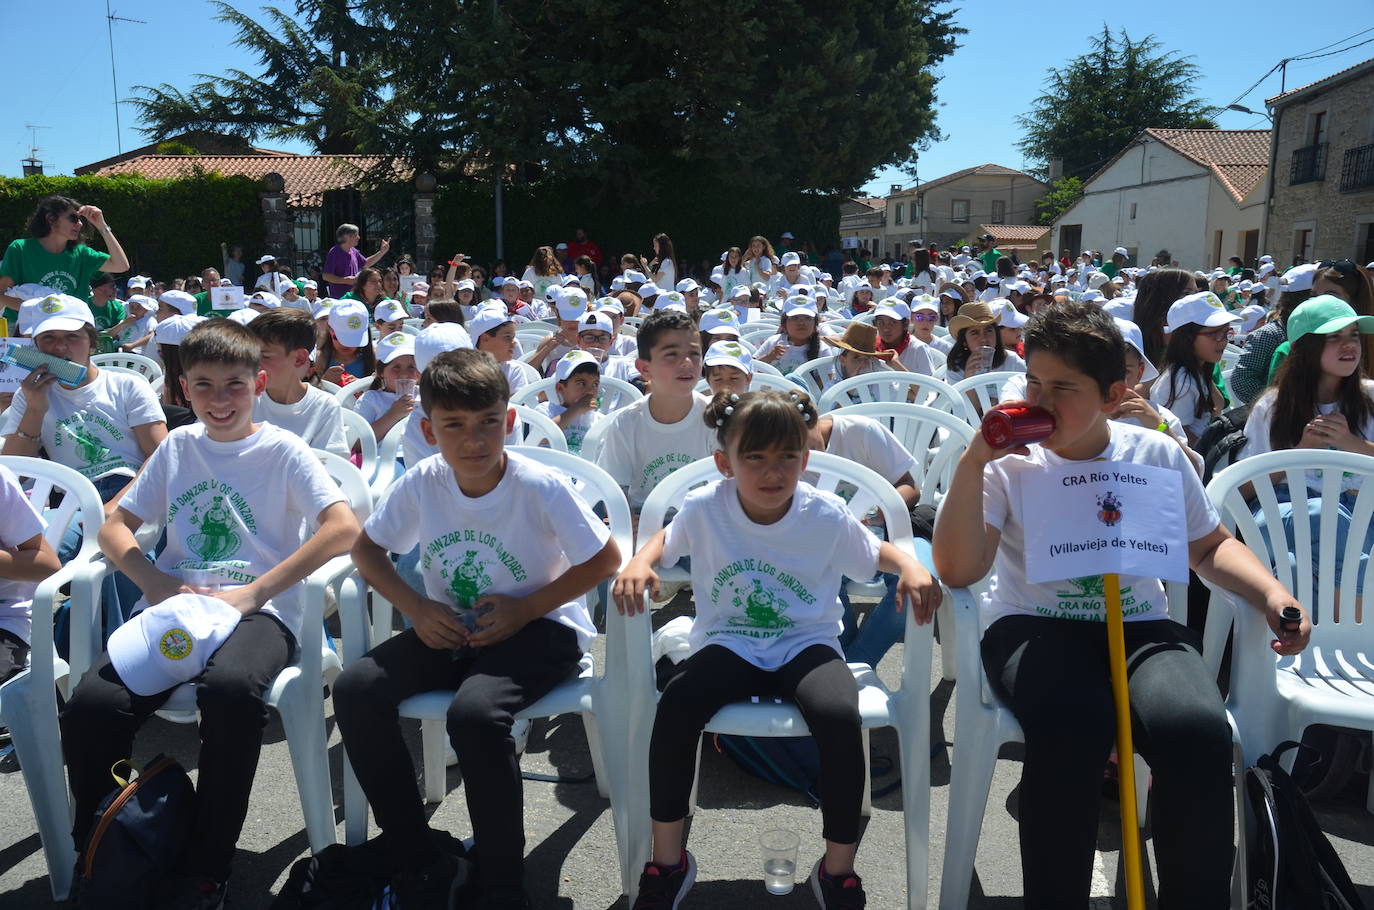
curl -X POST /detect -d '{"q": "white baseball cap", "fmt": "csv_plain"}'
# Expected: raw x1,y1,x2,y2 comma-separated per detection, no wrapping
1259,255,1274,264
996,302,1029,328
873,300,911,322
328,300,371,347
126,293,156,314
373,299,408,324
249,291,281,309
1112,317,1159,382
302,279,318,291
227,308,259,326
455,278,476,292
577,311,614,335
554,349,601,383
153,314,206,346
375,330,415,364
1113,247,1128,257
594,296,625,316
729,285,752,302
256,254,278,265
468,306,513,338
1279,263,1317,292
637,282,662,299
782,296,817,319
1237,303,1268,334
126,276,148,289
781,231,794,239
623,270,648,283
108,594,242,696
700,308,741,335
414,323,474,372
675,278,700,294
1164,292,1241,332
704,339,753,373
911,295,940,315
654,291,688,311
780,252,802,267
29,294,95,337
310,297,338,319
555,289,591,322
159,290,199,316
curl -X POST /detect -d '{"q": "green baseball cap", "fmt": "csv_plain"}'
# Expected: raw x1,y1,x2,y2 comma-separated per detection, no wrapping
1285,294,1374,343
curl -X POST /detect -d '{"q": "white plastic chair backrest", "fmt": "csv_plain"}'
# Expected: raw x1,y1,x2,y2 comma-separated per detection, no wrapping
949,371,1025,424
693,373,802,395
789,355,838,398
515,322,557,340
829,403,975,506
91,352,162,379
933,324,950,338
1206,450,1374,636
399,324,420,337
618,323,638,338
334,378,374,409
511,405,569,452
740,324,779,344
0,456,103,557
818,370,965,416
510,376,643,415
622,316,645,329
317,379,342,394
751,360,783,377
575,414,617,465
851,311,877,325
310,448,373,523
338,408,379,482
95,364,149,384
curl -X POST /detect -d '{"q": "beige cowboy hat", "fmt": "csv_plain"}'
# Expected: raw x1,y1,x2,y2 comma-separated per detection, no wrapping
823,322,895,360
947,301,998,337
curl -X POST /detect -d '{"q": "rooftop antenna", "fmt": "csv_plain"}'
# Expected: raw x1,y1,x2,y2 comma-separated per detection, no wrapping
105,0,147,153
22,123,49,176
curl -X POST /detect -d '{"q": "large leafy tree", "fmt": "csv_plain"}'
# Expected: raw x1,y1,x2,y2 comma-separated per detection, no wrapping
131,0,963,196
1016,28,1216,182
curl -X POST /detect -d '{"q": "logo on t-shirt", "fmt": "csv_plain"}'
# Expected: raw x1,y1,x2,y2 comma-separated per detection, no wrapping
66,423,112,468
1049,575,1152,621
1096,491,1122,527
168,480,260,565
444,549,493,610
188,494,242,561
725,578,797,636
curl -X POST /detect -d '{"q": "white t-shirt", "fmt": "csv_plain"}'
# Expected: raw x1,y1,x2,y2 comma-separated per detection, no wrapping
754,332,835,375
0,465,47,643
887,336,935,375
821,414,917,484
922,333,953,357
611,334,637,359
595,393,715,508
719,268,748,304
364,450,605,651
252,384,349,458
401,410,438,467
1240,382,1374,492
944,348,1026,384
661,479,880,669
654,259,677,289
116,312,158,355
1149,365,1214,439
120,423,346,638
2,369,163,482
356,388,400,425
745,257,775,285
980,421,1218,633
521,267,561,303
532,398,604,455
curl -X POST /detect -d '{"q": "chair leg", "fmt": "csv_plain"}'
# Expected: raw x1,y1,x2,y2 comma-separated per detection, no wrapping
937,720,1001,910
276,680,338,853
1133,754,1150,827
582,712,610,799
5,682,78,902
342,753,369,846
1232,739,1248,910
421,719,448,804
860,728,872,817
936,603,957,682
897,727,931,910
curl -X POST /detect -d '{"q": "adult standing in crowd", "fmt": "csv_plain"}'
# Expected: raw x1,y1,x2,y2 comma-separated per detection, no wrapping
220,242,247,287
567,227,603,269
322,223,391,297
642,233,677,289
0,196,130,327
977,233,1003,275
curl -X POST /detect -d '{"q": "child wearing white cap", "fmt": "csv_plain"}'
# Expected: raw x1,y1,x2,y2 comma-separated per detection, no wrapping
316,299,377,385
911,294,952,357
754,297,831,375
247,309,350,458
63,319,359,907
1149,291,1241,445
400,323,475,467
356,331,420,441
872,299,936,375
703,339,753,396
534,350,606,454
0,463,60,686
114,293,159,359
372,298,409,336
469,306,540,405
596,296,637,358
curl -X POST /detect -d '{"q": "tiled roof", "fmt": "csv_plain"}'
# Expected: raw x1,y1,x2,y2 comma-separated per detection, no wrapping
896,163,1041,196
980,224,1050,242
1266,56,1374,106
1144,129,1270,204
88,154,412,206
854,196,886,210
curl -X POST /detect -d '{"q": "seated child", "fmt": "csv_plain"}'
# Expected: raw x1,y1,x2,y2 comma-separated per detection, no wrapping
63,318,359,907
932,301,1310,908
248,309,349,458
703,339,753,396
613,390,941,910
315,300,376,385
534,350,605,454
373,298,408,336
356,330,419,442
401,323,475,467
0,463,60,687
333,348,620,908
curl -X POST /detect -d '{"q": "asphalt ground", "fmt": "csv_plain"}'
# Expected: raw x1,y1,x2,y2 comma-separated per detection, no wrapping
2,592,1372,909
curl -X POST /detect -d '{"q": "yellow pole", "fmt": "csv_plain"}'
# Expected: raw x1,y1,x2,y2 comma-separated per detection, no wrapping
1105,572,1146,910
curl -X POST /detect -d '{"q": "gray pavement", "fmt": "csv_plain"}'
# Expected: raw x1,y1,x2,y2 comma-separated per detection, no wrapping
2,595,1372,909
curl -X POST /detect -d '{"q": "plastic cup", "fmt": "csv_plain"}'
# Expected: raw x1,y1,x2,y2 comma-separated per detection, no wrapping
395,378,418,399
184,567,221,595
967,345,994,376
759,828,800,895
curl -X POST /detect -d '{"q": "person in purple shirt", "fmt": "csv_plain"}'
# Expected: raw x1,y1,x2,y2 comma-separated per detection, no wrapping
322,222,391,297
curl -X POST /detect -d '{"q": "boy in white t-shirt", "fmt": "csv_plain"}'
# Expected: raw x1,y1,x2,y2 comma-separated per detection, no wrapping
63,319,359,906
596,310,714,510
334,349,620,908
0,464,59,686
247,309,349,458
113,293,159,357
932,301,1309,908
534,350,605,454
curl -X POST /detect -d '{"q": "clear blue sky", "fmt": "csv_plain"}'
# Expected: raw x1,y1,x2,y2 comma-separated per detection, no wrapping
5,0,1374,196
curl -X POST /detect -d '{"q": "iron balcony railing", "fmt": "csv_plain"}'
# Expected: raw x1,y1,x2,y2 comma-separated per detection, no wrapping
1290,142,1327,185
1340,143,1374,193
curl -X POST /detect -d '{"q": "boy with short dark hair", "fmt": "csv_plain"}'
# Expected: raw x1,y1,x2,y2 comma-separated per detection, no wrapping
535,349,605,454
596,310,714,510
932,301,1310,908
334,348,620,908
248,308,349,457
64,318,359,908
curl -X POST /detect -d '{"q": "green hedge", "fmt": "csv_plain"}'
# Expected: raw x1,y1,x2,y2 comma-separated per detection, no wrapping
0,173,265,281
433,175,841,270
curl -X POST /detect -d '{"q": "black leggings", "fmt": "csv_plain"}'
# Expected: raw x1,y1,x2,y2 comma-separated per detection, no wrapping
980,616,1233,910
332,618,581,883
61,612,294,882
650,643,864,844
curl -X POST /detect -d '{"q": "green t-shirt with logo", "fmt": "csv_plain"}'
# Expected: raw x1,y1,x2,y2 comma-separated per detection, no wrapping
89,298,128,354
978,248,1003,274
0,238,109,302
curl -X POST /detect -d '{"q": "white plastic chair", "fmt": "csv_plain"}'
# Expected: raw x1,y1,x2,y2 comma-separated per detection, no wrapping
938,578,1190,910
515,323,558,342
91,351,162,380
618,323,638,338
692,373,802,395
334,378,375,410
337,451,656,899
317,379,343,394
740,324,780,345
1202,450,1374,811
622,315,645,329
949,371,1026,424
639,452,935,908
339,407,380,485
789,355,839,398
510,404,569,452
509,375,643,416
0,457,105,901
819,371,966,416
94,364,153,384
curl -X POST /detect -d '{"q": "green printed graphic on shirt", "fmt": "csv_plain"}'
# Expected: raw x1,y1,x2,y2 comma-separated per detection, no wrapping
708,558,818,641
168,479,261,562
638,451,695,495
52,412,129,478
1041,574,1153,621
566,426,587,454
421,529,528,611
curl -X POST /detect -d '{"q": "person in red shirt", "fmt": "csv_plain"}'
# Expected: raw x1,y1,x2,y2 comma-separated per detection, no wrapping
566,227,603,269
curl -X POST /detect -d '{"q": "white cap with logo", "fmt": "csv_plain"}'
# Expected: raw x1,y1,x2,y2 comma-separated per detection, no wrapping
107,593,242,696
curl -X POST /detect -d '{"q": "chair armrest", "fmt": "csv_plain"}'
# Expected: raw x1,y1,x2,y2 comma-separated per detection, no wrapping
948,585,993,706
1217,589,1282,704
28,554,107,692
298,555,357,681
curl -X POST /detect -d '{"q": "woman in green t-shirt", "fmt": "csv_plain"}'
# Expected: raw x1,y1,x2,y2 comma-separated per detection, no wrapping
0,196,130,331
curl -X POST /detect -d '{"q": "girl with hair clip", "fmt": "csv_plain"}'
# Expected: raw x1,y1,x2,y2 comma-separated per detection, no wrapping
1239,295,1374,613
1149,291,1240,446
944,302,1026,383
755,297,827,374
614,389,940,910
744,235,777,285
522,246,563,302
642,233,677,289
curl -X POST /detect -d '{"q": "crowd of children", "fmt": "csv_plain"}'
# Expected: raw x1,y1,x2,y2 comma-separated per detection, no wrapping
1,194,1369,908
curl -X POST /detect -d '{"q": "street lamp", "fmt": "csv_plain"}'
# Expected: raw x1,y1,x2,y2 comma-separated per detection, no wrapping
1226,103,1274,124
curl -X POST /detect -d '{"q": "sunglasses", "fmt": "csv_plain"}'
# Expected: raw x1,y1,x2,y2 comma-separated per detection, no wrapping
1197,325,1235,340
62,211,85,224
912,312,939,322
1318,259,1357,276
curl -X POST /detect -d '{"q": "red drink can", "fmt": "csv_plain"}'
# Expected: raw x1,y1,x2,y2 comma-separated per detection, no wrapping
981,404,1055,449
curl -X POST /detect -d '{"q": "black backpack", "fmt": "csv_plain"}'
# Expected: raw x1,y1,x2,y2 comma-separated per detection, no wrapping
271,829,470,910
1196,402,1252,484
77,754,195,910
1244,741,1366,910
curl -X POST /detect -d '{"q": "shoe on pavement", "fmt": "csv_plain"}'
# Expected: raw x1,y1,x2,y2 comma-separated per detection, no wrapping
810,858,865,909
631,850,696,910
160,878,227,910
391,851,467,909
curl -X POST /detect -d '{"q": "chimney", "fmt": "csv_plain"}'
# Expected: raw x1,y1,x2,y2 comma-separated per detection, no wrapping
22,156,43,177
889,183,903,196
